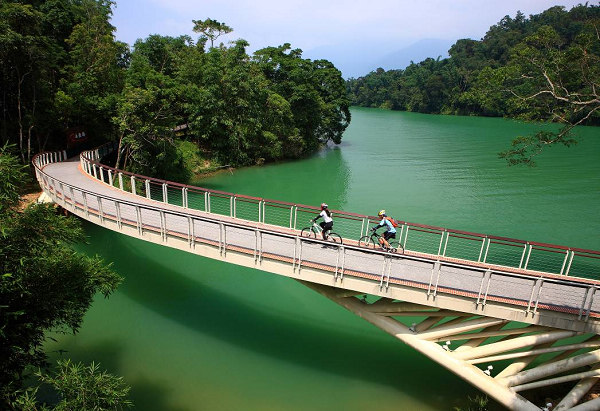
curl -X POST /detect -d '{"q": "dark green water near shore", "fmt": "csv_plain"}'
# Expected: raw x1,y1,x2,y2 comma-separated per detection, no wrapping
46,108,600,410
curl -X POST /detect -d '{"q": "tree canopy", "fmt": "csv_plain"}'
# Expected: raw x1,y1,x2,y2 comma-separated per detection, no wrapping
346,4,600,165
1,1,351,181
0,144,124,408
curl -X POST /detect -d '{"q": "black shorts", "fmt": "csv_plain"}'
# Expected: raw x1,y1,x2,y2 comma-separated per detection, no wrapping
320,221,333,232
383,231,396,240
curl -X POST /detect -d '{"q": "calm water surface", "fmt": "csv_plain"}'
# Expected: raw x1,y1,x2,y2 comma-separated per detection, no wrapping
46,108,600,410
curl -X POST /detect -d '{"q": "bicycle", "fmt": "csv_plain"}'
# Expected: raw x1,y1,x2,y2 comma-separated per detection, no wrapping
300,220,343,244
358,229,403,253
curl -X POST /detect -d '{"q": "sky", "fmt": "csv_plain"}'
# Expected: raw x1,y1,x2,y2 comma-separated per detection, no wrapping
111,0,590,77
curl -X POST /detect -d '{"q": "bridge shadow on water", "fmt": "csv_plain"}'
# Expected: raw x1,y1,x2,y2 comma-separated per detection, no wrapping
79,223,480,408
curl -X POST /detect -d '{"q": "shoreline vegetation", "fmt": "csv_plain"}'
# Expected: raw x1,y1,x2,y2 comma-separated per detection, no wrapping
1,3,350,185
346,4,600,165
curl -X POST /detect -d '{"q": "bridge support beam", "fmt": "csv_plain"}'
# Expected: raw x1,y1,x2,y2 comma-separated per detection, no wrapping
301,281,600,410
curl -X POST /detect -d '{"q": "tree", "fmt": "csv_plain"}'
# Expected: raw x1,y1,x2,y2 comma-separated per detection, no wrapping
59,0,128,140
0,145,123,407
483,23,600,165
192,18,232,48
13,360,133,410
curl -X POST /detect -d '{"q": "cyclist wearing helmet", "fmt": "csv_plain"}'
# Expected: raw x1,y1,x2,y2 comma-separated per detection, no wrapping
312,203,333,240
372,209,396,249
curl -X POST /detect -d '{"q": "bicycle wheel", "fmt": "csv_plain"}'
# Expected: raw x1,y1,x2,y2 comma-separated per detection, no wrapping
359,235,375,248
327,232,342,244
301,227,316,238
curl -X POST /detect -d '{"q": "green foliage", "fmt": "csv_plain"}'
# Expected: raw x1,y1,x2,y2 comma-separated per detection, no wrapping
0,144,27,212
0,0,128,159
34,360,133,410
192,18,232,48
453,394,489,411
346,4,600,165
0,149,123,407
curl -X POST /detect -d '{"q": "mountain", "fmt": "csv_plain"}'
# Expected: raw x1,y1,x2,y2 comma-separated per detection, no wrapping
374,38,454,73
304,38,454,79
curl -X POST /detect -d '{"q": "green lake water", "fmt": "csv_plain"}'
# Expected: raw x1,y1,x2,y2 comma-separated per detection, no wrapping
46,108,600,410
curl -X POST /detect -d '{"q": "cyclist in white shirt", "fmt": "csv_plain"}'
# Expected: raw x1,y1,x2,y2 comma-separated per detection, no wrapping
312,203,333,240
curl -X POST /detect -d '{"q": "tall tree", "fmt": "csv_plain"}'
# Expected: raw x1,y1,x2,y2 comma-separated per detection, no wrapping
192,18,232,48
481,22,600,165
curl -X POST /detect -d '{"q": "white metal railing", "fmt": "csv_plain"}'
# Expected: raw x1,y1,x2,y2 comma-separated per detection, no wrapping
32,149,600,323
77,143,600,282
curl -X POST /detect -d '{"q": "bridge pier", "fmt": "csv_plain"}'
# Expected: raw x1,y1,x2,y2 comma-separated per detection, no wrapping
301,281,600,410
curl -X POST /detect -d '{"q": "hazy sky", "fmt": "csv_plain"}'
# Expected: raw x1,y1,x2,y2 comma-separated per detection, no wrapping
112,1,586,48
111,0,589,76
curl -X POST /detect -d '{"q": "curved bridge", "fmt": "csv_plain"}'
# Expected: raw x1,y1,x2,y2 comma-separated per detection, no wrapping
34,144,600,410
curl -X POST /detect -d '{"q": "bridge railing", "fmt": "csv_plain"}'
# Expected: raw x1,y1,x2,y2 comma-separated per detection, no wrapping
75,144,600,281
33,148,600,325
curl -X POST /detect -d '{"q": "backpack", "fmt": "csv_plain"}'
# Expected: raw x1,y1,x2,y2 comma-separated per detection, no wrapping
386,217,399,228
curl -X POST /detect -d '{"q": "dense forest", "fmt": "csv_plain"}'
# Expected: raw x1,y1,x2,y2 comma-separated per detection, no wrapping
1,0,351,181
347,4,600,164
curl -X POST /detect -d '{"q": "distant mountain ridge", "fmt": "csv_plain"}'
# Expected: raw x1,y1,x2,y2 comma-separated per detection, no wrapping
304,38,454,79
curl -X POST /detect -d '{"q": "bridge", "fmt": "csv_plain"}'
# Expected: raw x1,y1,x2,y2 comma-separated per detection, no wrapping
34,143,600,410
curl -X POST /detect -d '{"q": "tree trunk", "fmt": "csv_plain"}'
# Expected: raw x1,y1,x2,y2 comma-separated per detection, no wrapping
115,132,124,169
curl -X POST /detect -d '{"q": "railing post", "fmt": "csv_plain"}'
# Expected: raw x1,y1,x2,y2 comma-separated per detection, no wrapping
437,230,446,256
108,170,113,186
135,206,142,236
518,243,528,269
403,225,410,251
182,188,188,208
69,187,76,211
99,167,105,183
218,223,224,254
339,246,346,281
82,192,89,217
559,249,570,275
160,211,166,242
118,172,123,190
564,251,575,276
162,183,168,204
131,176,136,195
478,237,487,262
291,235,298,270
523,244,533,270
527,278,544,316
293,206,298,230
115,202,122,229
442,230,449,256
97,197,104,224
585,288,597,321
476,270,492,308
482,237,491,263
92,164,98,179
289,205,294,228
145,180,151,199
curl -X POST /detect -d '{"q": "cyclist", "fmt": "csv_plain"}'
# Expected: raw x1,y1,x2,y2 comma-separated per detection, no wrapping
312,203,333,240
372,209,396,249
